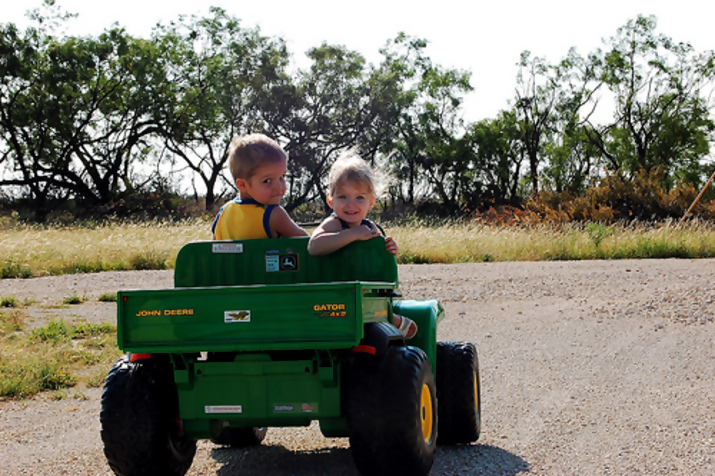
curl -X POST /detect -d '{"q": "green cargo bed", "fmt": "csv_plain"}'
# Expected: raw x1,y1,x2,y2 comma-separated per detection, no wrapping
116,237,400,353
118,281,394,353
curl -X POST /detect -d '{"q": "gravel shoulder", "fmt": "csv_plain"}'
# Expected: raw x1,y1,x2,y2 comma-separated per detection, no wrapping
1,260,714,475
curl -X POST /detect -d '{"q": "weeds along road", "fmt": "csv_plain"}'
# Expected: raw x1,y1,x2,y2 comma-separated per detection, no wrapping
1,259,714,475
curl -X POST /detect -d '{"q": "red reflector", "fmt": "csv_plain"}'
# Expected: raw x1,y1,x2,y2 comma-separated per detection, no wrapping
351,345,376,355
123,296,127,302
130,353,152,362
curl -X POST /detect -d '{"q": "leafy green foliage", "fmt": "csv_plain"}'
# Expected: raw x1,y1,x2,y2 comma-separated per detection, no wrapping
1,10,714,221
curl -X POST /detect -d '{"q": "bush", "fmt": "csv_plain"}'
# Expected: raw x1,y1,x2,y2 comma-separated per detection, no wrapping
526,167,712,223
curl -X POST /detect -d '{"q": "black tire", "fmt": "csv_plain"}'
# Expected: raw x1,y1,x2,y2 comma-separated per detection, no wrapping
346,346,437,476
436,342,481,445
211,426,267,447
100,355,197,476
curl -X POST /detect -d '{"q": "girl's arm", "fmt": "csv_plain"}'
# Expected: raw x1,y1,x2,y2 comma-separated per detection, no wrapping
308,217,378,256
269,207,309,238
385,236,399,256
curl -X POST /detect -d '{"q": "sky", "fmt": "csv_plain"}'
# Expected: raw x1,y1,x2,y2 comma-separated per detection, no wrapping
4,0,715,123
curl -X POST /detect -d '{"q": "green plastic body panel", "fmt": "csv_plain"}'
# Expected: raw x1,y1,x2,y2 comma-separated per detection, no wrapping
118,282,395,353
174,237,398,288
392,300,445,373
175,354,343,438
114,237,441,439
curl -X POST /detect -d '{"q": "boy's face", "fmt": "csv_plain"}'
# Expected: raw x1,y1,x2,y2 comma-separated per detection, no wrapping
327,180,376,227
236,159,287,205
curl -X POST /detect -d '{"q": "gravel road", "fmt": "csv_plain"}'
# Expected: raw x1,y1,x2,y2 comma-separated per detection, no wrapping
1,259,714,475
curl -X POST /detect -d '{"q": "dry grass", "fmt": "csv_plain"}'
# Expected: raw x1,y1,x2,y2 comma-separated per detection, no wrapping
2,218,715,277
392,219,715,263
1,219,210,277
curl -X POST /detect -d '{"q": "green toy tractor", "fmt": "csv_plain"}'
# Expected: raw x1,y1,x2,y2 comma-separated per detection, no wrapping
100,237,480,476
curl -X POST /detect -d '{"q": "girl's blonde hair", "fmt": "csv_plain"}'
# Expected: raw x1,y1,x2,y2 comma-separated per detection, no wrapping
328,151,377,198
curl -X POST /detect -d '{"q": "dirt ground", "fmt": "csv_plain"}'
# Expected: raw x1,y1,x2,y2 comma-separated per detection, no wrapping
0,259,714,475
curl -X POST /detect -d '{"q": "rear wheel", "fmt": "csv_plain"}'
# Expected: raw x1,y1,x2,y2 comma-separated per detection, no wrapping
346,346,437,476
101,355,196,476
436,342,481,445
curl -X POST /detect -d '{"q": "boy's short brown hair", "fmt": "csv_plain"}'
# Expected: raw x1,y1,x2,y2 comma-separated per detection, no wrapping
228,133,287,181
328,152,376,198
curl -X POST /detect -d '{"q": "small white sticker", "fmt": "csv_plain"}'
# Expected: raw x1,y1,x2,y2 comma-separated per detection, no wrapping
225,310,251,323
212,243,244,254
266,255,279,272
205,405,242,414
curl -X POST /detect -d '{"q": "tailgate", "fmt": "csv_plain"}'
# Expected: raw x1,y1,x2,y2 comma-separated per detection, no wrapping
117,281,391,353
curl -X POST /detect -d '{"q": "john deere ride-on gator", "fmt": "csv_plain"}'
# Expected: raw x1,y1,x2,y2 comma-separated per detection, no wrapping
100,237,480,476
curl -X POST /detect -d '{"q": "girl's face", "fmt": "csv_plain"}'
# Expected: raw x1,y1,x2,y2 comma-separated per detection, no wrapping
328,180,376,227
236,160,287,205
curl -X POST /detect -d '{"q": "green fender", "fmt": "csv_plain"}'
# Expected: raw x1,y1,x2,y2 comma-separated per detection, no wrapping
392,299,444,377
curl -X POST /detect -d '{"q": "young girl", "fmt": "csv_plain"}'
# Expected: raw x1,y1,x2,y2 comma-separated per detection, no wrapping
308,152,417,339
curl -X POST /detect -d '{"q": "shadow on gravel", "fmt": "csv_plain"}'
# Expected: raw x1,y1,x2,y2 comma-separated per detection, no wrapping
433,444,530,475
211,445,359,476
210,443,528,475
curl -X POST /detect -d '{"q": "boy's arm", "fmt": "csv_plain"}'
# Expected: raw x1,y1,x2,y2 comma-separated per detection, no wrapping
308,218,378,256
269,206,309,238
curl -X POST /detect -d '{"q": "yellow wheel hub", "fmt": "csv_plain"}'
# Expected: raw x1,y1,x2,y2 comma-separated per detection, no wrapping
420,383,434,443
474,370,479,413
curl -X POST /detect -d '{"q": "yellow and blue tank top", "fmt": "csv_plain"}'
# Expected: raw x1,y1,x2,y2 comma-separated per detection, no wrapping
211,198,276,240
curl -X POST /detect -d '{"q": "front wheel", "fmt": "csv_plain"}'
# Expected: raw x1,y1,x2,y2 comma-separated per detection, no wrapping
100,355,197,476
346,345,437,476
436,342,481,445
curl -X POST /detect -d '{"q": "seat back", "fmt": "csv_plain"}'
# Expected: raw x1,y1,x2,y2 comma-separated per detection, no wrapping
174,237,398,288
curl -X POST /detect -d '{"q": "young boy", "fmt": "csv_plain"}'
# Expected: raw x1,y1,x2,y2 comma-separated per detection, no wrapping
308,152,416,338
212,134,307,240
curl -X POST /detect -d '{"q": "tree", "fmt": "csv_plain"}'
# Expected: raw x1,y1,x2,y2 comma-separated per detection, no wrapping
466,110,524,206
150,8,293,210
379,34,473,212
0,7,166,220
541,48,604,194
587,15,715,187
275,38,420,213
510,51,564,194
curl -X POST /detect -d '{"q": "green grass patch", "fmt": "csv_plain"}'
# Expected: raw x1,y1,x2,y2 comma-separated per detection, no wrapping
31,319,115,342
1,261,33,279
0,315,121,399
1,296,20,308
63,294,85,305
98,292,117,302
0,309,26,335
129,250,169,270
85,368,108,388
